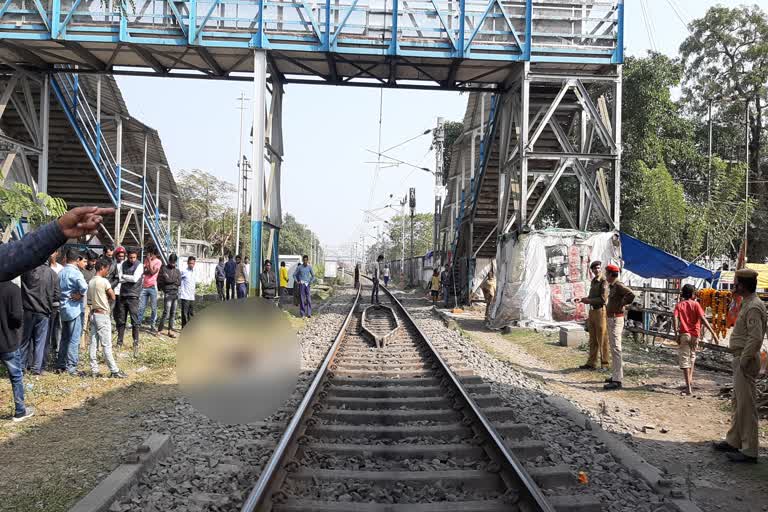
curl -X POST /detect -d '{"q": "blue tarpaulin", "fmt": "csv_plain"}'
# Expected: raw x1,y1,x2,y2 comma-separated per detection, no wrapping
620,232,714,281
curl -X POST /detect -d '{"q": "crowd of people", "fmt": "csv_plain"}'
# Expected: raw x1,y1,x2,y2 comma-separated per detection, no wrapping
0,206,204,423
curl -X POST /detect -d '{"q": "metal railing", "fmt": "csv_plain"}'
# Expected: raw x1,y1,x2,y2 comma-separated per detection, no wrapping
50,71,174,259
0,0,622,63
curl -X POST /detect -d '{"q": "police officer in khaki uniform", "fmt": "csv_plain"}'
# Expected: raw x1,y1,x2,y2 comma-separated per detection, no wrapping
713,268,766,463
603,264,635,390
579,261,610,370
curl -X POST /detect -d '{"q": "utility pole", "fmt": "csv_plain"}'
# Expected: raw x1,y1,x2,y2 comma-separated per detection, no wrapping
706,98,713,266
235,91,249,256
400,194,406,283
744,99,750,250
409,187,416,286
433,117,445,267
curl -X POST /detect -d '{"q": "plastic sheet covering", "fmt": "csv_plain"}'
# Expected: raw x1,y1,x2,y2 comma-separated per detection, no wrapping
490,229,619,326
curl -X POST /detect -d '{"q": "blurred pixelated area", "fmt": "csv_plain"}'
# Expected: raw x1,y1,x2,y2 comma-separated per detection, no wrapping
177,298,299,424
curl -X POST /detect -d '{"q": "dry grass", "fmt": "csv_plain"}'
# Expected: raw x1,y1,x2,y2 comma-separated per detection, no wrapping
0,330,179,512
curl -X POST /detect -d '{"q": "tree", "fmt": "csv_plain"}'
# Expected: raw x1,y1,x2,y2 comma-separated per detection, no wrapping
441,121,464,184
0,183,67,242
175,169,238,255
279,213,322,259
680,5,768,260
370,213,434,262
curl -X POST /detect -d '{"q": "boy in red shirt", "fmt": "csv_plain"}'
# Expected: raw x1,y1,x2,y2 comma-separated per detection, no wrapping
673,284,720,395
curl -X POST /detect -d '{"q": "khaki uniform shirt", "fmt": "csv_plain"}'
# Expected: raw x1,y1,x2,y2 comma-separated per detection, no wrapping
606,280,635,315
584,275,608,308
482,276,496,299
729,293,767,357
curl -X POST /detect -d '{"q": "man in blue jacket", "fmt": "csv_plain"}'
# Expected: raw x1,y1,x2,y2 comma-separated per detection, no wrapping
224,254,237,300
56,249,88,375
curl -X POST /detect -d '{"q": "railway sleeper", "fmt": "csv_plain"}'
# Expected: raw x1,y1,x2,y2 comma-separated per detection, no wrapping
273,498,515,512
323,394,502,409
316,405,517,425
331,368,474,379
328,382,492,397
289,468,502,490
307,421,531,441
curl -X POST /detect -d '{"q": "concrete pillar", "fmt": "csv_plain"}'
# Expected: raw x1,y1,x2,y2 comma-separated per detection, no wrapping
251,50,268,295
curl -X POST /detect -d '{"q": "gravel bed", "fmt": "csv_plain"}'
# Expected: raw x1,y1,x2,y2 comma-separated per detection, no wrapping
400,296,678,512
109,288,358,512
300,451,489,471
282,479,507,504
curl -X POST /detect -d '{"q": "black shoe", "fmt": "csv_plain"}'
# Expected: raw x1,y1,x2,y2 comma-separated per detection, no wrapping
579,364,596,370
726,452,758,464
109,371,128,379
604,381,622,390
604,377,614,383
713,441,739,453
91,372,103,378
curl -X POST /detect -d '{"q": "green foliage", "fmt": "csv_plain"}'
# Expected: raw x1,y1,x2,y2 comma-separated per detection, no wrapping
176,169,238,255
680,5,768,260
367,212,433,262
441,121,464,182
0,182,67,242
279,213,323,261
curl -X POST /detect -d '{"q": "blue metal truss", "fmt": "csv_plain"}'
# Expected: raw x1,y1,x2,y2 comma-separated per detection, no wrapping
0,0,624,71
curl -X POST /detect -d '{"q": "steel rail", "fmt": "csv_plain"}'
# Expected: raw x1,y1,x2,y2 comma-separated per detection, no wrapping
240,283,362,512
376,281,556,512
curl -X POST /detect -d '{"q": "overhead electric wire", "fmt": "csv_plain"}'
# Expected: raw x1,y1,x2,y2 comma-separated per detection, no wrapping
665,0,690,32
639,0,658,52
381,128,432,154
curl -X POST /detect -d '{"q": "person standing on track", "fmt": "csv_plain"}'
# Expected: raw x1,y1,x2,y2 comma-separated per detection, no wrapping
383,264,390,287
672,284,720,396
371,255,384,305
354,263,360,289
603,264,635,390
441,265,452,308
713,268,766,464
294,255,315,318
579,261,610,371
243,256,251,297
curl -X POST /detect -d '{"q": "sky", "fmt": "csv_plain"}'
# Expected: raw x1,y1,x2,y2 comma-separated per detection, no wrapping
115,0,768,253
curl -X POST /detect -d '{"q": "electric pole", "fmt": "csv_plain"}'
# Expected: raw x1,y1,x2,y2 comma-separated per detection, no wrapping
409,187,416,286
400,194,406,284
433,117,445,267
235,91,249,256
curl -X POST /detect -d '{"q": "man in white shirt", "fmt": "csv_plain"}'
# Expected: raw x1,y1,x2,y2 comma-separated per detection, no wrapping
179,256,197,328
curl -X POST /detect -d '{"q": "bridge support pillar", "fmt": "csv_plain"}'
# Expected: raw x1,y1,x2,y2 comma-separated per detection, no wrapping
37,76,49,194
250,50,268,295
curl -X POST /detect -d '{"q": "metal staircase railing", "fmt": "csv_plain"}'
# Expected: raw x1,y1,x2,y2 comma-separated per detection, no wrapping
450,94,499,262
50,72,173,260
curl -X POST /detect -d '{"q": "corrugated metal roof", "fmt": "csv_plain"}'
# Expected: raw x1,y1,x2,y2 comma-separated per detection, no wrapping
77,74,185,221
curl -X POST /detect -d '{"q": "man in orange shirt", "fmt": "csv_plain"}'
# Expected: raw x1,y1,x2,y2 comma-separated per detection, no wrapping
673,284,719,396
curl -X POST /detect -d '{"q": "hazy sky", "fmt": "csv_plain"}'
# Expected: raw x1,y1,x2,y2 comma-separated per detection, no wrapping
115,0,766,252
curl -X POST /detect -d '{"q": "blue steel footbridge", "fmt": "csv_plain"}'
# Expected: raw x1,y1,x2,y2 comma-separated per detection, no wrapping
0,0,624,289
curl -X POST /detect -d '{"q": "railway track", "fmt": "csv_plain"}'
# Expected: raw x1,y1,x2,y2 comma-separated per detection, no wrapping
241,282,602,512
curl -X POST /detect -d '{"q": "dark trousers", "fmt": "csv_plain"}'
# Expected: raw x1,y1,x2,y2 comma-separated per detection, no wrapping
299,284,312,317
21,311,50,373
157,295,178,332
180,299,194,327
237,282,247,299
226,278,236,300
115,295,140,346
48,308,61,367
371,280,380,304
216,279,225,301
